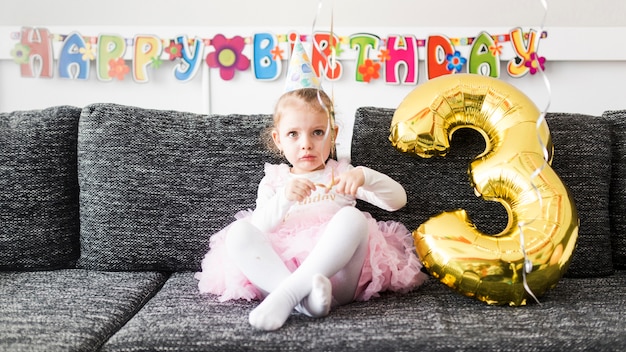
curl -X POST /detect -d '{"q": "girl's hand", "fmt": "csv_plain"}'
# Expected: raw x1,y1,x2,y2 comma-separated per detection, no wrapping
334,167,365,196
284,178,317,202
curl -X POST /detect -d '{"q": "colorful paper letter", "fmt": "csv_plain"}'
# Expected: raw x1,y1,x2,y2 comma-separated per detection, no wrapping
350,33,380,82
58,32,89,80
133,35,162,83
507,28,541,78
97,34,126,81
468,31,500,78
426,35,454,80
385,35,418,84
253,32,281,81
173,35,204,82
312,32,342,81
19,27,53,78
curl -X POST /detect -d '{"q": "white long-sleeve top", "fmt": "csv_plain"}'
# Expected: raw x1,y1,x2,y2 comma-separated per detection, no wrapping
249,159,407,232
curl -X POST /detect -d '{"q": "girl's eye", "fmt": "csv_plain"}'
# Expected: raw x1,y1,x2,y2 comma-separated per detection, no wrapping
313,129,325,136
287,131,298,138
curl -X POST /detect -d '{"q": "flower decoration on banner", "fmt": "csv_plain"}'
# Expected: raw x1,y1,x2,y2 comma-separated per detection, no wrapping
205,34,251,81
358,59,381,83
524,52,547,75
79,43,95,61
489,40,503,56
151,56,163,69
446,51,467,73
333,39,344,57
377,49,391,63
10,43,30,64
165,41,183,61
108,58,130,80
271,45,284,60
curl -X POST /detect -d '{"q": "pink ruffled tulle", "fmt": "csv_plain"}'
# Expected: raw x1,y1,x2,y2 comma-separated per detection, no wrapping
195,208,427,302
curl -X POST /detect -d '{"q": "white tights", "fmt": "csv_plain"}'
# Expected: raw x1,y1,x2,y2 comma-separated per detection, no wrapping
225,206,369,331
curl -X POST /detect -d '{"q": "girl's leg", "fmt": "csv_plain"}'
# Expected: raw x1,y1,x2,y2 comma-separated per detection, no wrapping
248,206,369,331
225,219,291,296
225,220,334,317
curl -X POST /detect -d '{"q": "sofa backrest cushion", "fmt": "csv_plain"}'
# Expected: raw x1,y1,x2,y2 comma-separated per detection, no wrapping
0,106,81,270
77,103,281,271
351,107,613,278
547,112,613,277
602,110,626,269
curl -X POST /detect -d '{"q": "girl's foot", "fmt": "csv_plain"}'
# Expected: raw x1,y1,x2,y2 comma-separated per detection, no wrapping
249,285,298,331
296,274,332,317
249,274,332,330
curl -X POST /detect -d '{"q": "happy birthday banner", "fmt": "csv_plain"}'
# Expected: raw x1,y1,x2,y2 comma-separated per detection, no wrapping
9,27,547,84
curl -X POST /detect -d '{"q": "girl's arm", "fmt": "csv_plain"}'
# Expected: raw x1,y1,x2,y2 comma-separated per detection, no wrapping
249,176,294,232
355,166,407,211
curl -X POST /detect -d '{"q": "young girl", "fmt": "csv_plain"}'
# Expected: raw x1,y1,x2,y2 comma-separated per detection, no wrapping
195,88,426,331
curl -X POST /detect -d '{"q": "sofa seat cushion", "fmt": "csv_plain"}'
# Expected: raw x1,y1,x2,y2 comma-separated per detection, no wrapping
0,106,82,270
351,107,613,278
77,103,281,271
0,269,168,352
102,271,626,351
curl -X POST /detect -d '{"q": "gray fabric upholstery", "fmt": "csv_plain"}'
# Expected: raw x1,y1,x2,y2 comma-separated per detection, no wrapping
549,112,613,276
602,110,626,269
0,269,168,352
0,106,82,270
102,272,626,352
351,107,613,278
3,103,625,352
77,103,281,272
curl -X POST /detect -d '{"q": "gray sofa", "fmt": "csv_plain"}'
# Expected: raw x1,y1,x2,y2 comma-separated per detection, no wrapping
1,103,625,352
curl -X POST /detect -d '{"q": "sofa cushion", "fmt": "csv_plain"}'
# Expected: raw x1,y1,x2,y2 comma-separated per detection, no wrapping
0,106,81,270
351,107,613,278
548,112,613,276
101,271,626,352
603,110,626,269
77,103,281,271
0,269,168,352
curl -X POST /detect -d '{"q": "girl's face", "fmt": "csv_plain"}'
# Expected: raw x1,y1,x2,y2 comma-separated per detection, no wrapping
272,99,337,174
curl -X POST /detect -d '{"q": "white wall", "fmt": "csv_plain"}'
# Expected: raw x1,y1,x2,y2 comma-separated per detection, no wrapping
1,1,625,153
2,0,626,27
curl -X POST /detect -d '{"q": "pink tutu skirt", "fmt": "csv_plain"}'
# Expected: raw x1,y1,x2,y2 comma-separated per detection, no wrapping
195,208,427,302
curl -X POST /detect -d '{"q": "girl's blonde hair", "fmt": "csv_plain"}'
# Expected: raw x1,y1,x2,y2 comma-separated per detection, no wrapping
263,88,336,158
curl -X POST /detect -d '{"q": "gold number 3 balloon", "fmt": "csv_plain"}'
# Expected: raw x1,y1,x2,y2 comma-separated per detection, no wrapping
390,74,579,306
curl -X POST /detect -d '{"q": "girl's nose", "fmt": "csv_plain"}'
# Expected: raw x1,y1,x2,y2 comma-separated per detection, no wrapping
301,136,313,150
